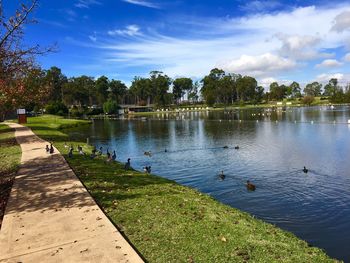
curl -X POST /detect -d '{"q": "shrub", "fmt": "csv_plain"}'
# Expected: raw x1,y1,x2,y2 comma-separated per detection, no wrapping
45,102,68,116
103,99,120,114
302,95,315,106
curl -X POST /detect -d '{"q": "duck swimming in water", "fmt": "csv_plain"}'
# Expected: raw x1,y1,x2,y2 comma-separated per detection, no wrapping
303,166,308,173
219,171,225,180
246,180,256,191
234,146,240,150
223,146,229,149
144,151,152,157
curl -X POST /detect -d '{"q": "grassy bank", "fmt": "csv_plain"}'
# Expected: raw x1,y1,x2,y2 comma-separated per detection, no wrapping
0,124,21,229
25,116,338,262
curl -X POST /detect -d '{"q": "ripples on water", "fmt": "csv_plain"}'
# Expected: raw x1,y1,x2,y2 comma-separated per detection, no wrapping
69,106,350,261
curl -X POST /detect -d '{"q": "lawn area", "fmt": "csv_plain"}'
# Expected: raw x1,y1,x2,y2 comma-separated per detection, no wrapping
0,124,21,229
25,115,339,263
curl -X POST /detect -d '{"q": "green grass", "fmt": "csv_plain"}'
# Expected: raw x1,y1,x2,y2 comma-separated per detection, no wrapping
0,124,21,176
25,115,339,263
0,123,22,228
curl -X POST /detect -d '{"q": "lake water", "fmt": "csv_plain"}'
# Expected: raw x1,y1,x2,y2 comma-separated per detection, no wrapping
69,105,350,261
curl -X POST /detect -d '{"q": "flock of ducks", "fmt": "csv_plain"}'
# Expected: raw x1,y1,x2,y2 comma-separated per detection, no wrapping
66,142,310,192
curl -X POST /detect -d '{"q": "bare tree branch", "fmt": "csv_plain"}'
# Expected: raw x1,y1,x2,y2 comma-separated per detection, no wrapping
0,0,38,47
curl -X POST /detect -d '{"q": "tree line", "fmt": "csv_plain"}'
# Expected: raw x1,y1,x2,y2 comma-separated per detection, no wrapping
2,1,350,120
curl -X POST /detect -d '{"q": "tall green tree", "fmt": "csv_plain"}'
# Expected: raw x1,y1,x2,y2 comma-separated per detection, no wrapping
150,71,171,106
62,76,94,107
173,77,193,104
201,68,225,105
188,81,199,103
109,80,127,104
288,81,301,99
95,76,109,105
304,82,322,96
45,66,67,102
130,77,152,105
269,82,286,100
236,76,257,101
323,78,338,97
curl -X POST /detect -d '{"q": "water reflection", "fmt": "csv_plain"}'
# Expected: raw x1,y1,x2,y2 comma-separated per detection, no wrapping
68,106,350,261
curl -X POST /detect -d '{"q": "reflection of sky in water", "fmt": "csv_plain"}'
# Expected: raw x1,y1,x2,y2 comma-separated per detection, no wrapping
68,106,350,261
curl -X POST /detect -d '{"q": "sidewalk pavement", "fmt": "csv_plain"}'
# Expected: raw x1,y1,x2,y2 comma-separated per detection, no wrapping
0,123,144,263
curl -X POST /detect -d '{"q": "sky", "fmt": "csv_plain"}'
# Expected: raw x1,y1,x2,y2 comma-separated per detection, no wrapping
3,0,350,88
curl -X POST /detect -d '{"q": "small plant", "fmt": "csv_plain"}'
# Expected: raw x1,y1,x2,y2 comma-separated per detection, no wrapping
302,95,315,106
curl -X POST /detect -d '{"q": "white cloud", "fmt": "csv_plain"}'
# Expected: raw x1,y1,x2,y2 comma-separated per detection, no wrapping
331,10,350,32
316,59,343,68
121,0,160,9
219,53,296,77
75,0,101,8
259,77,278,88
316,73,345,84
86,4,350,82
89,34,97,42
344,53,350,62
108,25,142,37
240,0,282,13
276,33,328,60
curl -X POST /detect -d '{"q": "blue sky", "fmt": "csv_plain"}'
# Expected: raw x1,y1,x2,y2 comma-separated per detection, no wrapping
3,0,350,87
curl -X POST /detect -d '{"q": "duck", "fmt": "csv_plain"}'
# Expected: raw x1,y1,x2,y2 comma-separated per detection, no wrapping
303,166,308,173
144,151,152,157
219,171,225,180
223,146,229,149
234,146,240,150
246,180,256,191
112,151,116,160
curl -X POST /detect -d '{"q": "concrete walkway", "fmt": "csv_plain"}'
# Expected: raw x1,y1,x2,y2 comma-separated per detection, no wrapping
0,123,144,263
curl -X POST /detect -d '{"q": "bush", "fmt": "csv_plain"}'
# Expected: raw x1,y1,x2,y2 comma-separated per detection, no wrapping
103,99,120,114
87,107,104,116
205,94,216,107
69,106,84,118
302,95,315,106
45,102,68,116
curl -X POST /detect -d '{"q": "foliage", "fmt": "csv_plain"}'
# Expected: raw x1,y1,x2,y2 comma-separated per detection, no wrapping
0,0,52,120
289,81,302,98
109,79,127,104
45,66,67,102
62,76,94,106
103,99,120,114
0,124,21,228
302,95,315,106
0,124,21,176
304,82,322,97
150,71,172,106
269,82,287,100
173,77,193,104
45,101,68,116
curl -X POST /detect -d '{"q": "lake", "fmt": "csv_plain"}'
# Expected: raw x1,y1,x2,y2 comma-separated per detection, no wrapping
69,105,350,261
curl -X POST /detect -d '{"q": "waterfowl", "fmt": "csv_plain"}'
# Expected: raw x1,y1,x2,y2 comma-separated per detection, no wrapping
246,180,256,191
303,166,308,173
219,171,225,180
223,146,229,149
112,151,116,160
234,146,240,150
144,151,152,157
